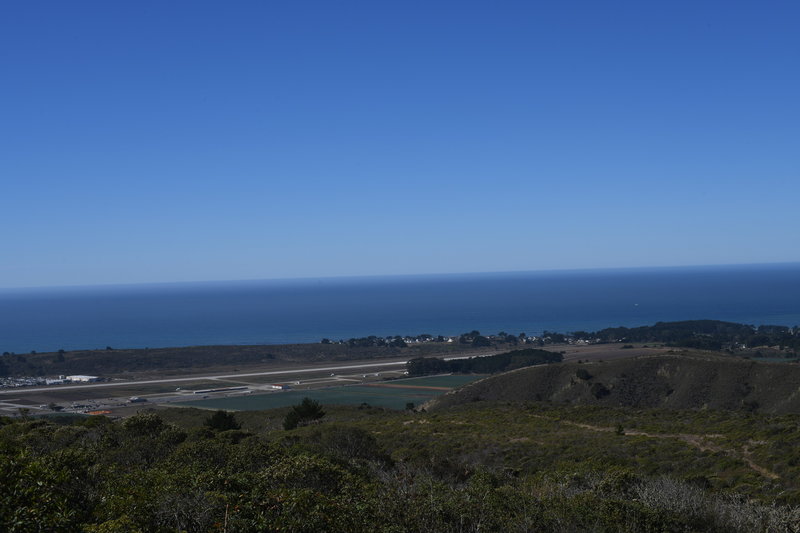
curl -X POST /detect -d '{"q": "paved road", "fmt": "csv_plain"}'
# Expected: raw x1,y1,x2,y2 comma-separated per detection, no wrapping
0,359,412,395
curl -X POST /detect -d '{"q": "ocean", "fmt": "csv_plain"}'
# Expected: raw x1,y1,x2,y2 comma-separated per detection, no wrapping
1,263,799,354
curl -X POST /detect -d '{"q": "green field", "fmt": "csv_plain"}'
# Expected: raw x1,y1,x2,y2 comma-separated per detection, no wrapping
176,374,485,410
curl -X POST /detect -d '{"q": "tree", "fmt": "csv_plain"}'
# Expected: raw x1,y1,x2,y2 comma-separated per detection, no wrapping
390,337,407,348
472,335,491,347
283,397,325,430
0,452,80,531
203,410,241,432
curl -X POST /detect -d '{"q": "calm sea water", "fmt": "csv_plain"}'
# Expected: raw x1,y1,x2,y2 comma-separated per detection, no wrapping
1,264,799,354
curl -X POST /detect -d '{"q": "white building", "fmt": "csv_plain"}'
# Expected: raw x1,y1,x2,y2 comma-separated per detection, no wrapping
66,375,99,382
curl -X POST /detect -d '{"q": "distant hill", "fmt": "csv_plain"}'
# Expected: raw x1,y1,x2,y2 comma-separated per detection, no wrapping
431,352,800,414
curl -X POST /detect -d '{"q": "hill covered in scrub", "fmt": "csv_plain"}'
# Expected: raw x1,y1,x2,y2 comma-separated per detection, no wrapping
430,352,800,414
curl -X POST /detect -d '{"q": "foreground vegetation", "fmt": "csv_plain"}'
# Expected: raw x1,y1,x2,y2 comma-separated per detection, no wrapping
3,398,800,532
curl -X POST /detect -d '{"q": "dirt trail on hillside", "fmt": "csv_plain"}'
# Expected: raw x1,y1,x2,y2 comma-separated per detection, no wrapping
532,415,780,480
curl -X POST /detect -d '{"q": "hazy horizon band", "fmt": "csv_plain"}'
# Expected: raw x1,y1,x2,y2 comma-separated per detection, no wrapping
1,263,798,354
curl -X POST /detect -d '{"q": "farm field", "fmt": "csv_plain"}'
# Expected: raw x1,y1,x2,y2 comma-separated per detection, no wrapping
176,374,485,410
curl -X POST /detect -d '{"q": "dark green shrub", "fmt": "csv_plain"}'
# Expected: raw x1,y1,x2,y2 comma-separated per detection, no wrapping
283,397,325,430
203,410,241,432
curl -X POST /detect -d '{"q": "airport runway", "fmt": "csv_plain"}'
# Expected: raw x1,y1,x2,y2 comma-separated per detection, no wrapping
0,359,412,395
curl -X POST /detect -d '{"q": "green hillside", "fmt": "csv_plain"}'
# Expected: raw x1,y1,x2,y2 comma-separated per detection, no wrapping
431,352,800,414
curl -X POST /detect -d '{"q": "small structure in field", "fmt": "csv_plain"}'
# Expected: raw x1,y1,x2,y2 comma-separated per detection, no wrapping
67,375,99,382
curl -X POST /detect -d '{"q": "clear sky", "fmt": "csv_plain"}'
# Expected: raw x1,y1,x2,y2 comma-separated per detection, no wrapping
2,1,798,288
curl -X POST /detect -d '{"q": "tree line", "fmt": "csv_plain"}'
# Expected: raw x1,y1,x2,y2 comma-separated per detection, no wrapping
407,348,563,376
571,320,800,353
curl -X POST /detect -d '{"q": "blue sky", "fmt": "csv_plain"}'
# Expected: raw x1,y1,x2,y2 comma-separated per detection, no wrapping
2,1,798,288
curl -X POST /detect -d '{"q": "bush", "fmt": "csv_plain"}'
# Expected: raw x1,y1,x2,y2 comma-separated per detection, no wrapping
203,410,241,432
283,397,325,430
591,383,611,399
472,336,492,347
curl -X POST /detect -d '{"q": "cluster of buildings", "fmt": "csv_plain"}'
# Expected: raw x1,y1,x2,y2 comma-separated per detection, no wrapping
0,374,100,389
324,331,592,348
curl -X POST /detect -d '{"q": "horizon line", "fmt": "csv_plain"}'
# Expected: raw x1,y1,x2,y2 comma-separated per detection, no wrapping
2,260,800,292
